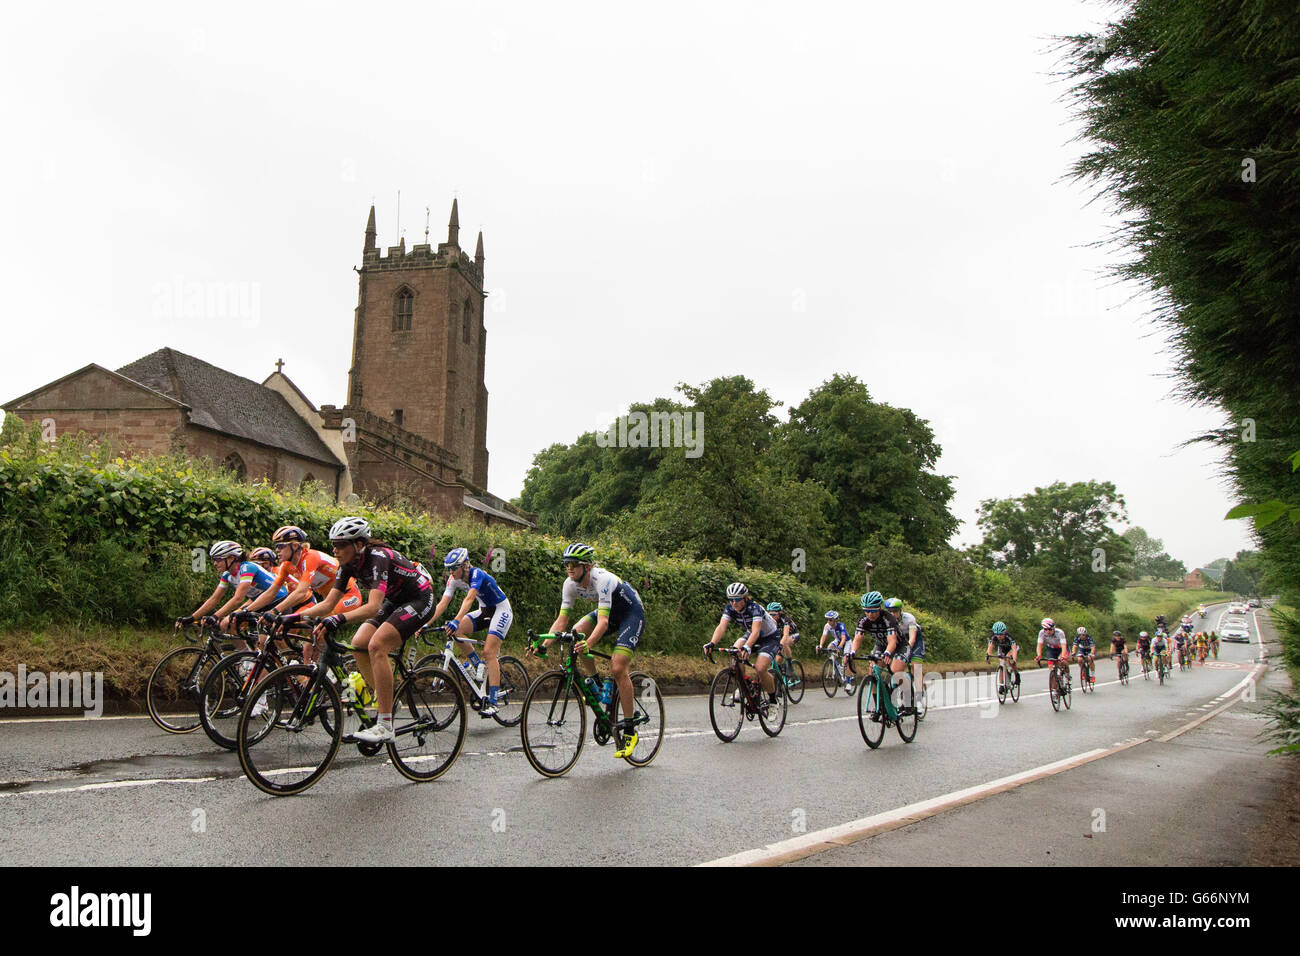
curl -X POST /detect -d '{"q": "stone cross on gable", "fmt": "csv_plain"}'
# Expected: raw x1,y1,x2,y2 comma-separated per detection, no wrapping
275,358,284,373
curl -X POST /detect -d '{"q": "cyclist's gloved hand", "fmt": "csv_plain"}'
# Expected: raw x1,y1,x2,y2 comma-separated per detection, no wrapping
174,616,192,628
260,611,280,626
322,614,345,631
444,619,459,635
702,642,714,658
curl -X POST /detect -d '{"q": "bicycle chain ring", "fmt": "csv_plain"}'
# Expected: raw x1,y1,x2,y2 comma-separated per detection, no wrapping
356,740,383,757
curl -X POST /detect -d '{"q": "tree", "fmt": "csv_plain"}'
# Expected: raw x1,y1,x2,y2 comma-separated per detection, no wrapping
1062,1,1300,604
779,374,958,553
974,481,1132,609
1122,526,1187,580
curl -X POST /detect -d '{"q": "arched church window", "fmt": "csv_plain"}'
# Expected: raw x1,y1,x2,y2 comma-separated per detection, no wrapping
222,452,246,481
394,288,414,332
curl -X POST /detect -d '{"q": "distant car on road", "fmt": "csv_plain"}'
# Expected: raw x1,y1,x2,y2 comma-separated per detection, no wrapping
1221,623,1251,643
1228,602,1248,615
1248,598,1261,608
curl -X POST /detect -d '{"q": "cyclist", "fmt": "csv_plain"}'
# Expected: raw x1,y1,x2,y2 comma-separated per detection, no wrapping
537,543,646,758
1152,627,1171,675
433,547,513,718
1135,630,1153,675
1172,626,1189,670
818,611,850,655
1072,627,1096,686
249,526,365,662
1110,629,1128,678
885,597,925,710
1210,630,1220,659
986,621,1019,695
307,516,437,745
249,547,280,576
183,541,291,635
851,591,909,707
1194,630,1209,663
1034,617,1070,688
705,582,782,708
767,602,800,668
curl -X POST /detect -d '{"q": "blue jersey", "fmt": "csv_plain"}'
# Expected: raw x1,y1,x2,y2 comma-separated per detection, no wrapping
444,566,508,608
823,621,849,643
219,561,289,603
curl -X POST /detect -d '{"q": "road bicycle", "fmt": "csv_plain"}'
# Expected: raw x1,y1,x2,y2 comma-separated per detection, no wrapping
147,616,255,733
1115,651,1130,686
1077,654,1096,693
236,619,466,796
1139,650,1152,681
198,611,305,750
519,630,664,777
773,650,806,704
988,653,1021,704
1177,644,1190,671
706,645,787,741
1155,650,1170,685
414,631,529,726
818,645,857,698
1043,655,1072,712
857,656,919,748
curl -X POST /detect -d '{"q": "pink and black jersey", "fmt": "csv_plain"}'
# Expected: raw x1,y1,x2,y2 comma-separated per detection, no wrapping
336,545,431,606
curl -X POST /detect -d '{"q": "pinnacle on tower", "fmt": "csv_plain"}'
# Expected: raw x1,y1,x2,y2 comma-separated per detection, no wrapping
364,205,377,252
475,230,484,268
447,198,460,247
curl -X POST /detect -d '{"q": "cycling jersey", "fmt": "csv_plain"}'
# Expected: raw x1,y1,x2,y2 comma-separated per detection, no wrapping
823,621,849,645
991,633,1016,655
1037,627,1067,649
856,612,900,656
722,598,779,638
1073,636,1095,654
1111,637,1127,653
444,566,508,608
560,566,641,622
773,611,800,639
270,548,334,597
219,561,289,603
336,545,433,607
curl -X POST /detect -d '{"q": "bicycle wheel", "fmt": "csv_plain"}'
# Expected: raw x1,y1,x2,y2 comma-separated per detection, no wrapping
845,662,858,697
858,678,885,749
758,680,787,737
146,645,214,733
1158,660,1165,685
1010,666,1021,702
821,657,839,698
896,682,919,743
388,666,466,782
915,674,928,719
708,668,745,742
784,659,805,705
1063,675,1072,709
199,650,258,750
622,672,664,767
491,656,530,727
521,670,586,777
997,664,1008,704
237,664,341,797
1050,671,1061,712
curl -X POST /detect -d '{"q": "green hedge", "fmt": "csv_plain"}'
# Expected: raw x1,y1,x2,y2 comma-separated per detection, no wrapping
0,436,1098,662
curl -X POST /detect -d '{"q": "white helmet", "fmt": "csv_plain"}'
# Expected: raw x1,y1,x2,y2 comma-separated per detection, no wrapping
1041,618,1055,630
328,516,371,542
209,540,243,560
726,582,748,600
1139,631,1149,639
825,610,839,620
1077,626,1088,636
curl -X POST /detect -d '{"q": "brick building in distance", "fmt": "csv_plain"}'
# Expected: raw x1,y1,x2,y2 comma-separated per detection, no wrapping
3,201,535,530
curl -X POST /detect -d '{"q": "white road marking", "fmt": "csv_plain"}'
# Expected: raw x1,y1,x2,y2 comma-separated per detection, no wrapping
0,776,216,798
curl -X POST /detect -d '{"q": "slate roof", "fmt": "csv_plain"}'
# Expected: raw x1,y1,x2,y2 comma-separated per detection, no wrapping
1195,566,1226,583
116,348,343,468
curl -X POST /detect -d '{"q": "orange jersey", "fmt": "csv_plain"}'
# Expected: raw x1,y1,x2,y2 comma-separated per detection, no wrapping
272,548,362,605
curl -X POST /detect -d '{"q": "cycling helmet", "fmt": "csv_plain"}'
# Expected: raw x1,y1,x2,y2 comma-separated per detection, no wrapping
824,610,839,620
991,621,1007,635
249,547,276,564
766,602,783,613
443,547,469,569
726,582,749,600
1155,614,1166,623
860,591,883,610
883,597,902,611
562,542,595,564
272,525,308,544
1112,629,1122,636
1139,631,1149,638
1077,626,1088,636
328,516,371,542
1041,618,1055,630
209,540,243,560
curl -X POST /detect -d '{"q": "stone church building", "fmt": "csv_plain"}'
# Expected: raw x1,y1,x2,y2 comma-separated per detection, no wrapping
3,202,535,529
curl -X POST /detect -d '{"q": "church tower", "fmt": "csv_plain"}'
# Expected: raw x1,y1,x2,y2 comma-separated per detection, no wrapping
346,201,490,488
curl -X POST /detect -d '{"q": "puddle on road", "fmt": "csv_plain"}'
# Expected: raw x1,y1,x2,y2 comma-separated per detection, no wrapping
0,751,246,793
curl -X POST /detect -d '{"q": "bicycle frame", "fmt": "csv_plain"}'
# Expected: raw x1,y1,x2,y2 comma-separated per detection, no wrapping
529,631,647,741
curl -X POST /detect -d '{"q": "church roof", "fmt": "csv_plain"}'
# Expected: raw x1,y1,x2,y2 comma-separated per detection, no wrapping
116,348,343,468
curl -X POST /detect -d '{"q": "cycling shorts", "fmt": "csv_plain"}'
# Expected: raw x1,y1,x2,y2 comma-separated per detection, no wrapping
367,589,436,640
1042,644,1064,662
749,633,782,661
466,599,513,640
580,603,644,657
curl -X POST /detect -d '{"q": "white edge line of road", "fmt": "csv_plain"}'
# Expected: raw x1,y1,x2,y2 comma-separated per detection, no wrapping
698,607,1272,868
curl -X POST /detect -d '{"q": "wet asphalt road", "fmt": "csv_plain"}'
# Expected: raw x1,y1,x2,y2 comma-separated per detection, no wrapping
0,604,1270,865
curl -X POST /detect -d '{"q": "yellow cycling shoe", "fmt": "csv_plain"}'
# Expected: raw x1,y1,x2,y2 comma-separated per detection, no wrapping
614,732,638,759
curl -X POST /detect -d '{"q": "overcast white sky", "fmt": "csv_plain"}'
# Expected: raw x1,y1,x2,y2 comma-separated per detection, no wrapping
0,1,1254,568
